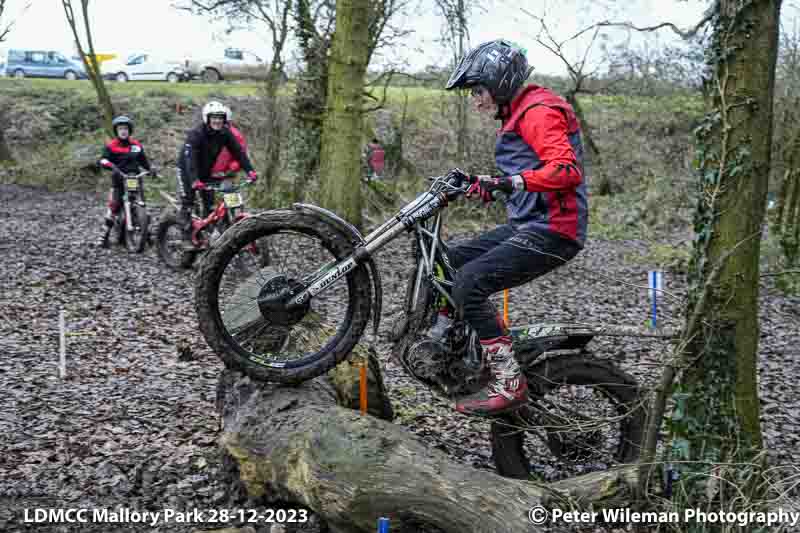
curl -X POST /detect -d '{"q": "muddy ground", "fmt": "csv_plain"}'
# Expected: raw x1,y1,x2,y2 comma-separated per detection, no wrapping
1,184,798,533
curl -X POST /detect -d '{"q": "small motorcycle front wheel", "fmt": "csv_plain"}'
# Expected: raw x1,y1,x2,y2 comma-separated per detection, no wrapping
194,210,373,384
124,204,150,253
156,210,197,270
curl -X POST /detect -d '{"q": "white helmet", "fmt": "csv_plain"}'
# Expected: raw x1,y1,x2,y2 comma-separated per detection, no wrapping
202,101,231,125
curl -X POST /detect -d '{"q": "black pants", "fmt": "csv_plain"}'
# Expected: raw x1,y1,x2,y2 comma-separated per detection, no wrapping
109,172,123,209
447,225,582,340
176,167,214,216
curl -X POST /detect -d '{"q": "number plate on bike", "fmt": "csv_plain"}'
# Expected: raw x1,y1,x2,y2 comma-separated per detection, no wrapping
224,192,243,208
126,179,139,190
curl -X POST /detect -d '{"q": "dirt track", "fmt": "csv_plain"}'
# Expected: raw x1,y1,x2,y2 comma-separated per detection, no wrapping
1,183,798,532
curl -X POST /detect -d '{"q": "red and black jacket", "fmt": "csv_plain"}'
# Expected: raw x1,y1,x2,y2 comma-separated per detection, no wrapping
495,85,588,247
99,138,152,175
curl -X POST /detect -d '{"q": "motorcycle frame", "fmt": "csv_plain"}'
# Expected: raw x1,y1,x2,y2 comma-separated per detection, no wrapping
191,184,248,246
289,179,457,309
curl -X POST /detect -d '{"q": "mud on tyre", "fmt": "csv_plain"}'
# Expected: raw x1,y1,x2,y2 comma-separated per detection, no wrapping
194,210,373,384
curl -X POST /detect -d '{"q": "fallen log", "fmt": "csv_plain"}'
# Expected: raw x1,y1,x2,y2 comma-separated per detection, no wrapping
216,359,645,533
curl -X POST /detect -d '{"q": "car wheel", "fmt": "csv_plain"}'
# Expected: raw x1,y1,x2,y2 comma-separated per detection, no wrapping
13,69,24,79
116,72,128,83
64,70,77,81
167,72,179,83
202,68,220,83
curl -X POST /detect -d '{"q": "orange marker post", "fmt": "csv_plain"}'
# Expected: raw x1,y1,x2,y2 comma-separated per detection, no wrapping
359,359,368,415
503,289,510,328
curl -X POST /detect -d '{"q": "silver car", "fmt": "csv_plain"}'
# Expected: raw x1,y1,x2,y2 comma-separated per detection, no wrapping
5,49,88,80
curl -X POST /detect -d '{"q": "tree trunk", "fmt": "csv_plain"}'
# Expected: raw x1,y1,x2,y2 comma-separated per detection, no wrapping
566,92,600,164
217,362,646,533
781,169,800,264
0,101,14,163
290,0,328,203
454,0,468,161
62,0,115,134
317,0,372,229
257,69,284,209
657,0,781,517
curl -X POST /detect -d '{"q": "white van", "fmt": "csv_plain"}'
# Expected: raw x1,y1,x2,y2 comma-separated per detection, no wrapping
101,53,187,83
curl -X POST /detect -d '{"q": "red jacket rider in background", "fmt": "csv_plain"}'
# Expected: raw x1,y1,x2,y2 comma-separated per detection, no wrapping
98,115,153,247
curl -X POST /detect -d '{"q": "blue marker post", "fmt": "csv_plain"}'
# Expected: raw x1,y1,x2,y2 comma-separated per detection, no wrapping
649,271,663,329
378,517,390,532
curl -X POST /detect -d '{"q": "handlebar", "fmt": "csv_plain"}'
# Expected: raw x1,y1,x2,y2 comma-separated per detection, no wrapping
106,163,151,179
193,178,255,194
428,168,508,203
120,170,151,179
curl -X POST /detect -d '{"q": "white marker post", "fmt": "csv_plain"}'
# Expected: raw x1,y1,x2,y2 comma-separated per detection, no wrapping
59,309,66,378
649,271,663,329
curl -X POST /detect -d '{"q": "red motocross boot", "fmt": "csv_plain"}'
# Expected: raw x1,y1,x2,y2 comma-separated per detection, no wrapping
455,335,528,416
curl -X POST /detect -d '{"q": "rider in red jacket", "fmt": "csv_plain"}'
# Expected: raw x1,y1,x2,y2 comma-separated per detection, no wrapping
98,115,153,247
441,39,588,417
210,122,248,177
366,138,385,181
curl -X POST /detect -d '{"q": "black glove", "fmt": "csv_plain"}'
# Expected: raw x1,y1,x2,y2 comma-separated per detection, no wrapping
465,174,524,203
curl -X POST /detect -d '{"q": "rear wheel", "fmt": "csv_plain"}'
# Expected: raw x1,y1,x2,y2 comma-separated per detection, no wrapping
13,69,24,79
64,70,77,81
195,210,372,384
156,211,196,270
202,68,220,83
124,204,150,253
491,354,646,481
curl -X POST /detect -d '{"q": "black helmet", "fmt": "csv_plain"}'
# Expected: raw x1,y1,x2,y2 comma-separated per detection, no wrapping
112,115,134,136
445,39,533,105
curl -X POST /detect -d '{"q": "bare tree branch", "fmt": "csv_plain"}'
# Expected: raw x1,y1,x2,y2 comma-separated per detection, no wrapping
760,269,800,278
594,12,716,41
0,1,32,42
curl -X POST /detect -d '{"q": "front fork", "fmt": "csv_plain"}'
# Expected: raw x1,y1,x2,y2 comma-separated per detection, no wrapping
124,197,134,232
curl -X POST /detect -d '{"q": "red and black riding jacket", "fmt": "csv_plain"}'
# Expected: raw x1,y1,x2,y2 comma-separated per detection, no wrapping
495,85,588,247
99,138,152,175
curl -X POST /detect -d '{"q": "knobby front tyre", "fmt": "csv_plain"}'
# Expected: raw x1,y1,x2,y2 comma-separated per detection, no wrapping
125,204,150,253
194,210,373,384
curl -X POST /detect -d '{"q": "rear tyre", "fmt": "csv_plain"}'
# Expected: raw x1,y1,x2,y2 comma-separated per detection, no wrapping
156,211,196,270
491,355,646,480
202,68,220,83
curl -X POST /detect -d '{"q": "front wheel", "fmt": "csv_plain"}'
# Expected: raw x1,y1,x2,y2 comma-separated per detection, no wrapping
156,210,197,270
124,204,150,253
195,210,373,384
491,354,646,481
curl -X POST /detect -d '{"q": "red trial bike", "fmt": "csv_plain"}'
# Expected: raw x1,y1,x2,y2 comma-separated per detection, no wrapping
156,173,267,270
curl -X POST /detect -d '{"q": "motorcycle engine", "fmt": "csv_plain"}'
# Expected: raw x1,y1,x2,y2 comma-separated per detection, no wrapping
401,327,490,399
